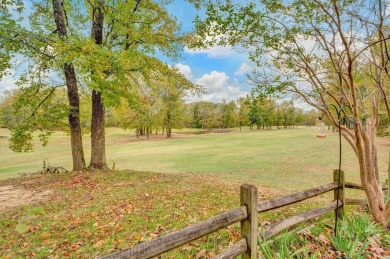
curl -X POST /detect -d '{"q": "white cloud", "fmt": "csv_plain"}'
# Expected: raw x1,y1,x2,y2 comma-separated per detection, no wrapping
0,69,19,95
297,32,366,57
184,22,236,58
174,63,192,79
0,65,63,99
196,71,228,94
184,45,234,58
186,71,247,102
298,36,318,54
235,63,252,75
386,0,390,16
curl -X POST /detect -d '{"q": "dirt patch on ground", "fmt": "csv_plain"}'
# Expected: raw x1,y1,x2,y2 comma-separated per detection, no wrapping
0,185,52,212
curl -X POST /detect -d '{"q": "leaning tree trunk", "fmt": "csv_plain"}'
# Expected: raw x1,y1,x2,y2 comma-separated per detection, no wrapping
64,65,87,171
52,0,86,171
354,119,390,227
89,0,108,170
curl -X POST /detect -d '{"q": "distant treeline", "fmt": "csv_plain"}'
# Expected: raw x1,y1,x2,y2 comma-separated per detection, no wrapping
0,89,320,135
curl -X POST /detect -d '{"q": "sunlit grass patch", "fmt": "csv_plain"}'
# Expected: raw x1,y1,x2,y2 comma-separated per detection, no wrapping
1,127,388,193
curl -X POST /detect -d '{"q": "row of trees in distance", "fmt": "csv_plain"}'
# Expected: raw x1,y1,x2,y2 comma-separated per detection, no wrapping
0,88,320,136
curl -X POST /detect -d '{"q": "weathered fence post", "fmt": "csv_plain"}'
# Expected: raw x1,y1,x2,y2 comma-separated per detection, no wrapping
240,184,258,259
333,169,345,219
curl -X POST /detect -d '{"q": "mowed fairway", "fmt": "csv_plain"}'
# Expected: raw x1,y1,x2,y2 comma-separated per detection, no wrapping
0,127,388,190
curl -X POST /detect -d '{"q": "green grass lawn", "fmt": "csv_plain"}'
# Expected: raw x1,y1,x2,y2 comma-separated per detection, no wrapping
1,127,389,258
0,127,388,191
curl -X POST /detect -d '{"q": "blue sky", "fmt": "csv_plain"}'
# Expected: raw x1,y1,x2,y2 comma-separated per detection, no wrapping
163,0,254,102
0,0,254,103
162,1,314,111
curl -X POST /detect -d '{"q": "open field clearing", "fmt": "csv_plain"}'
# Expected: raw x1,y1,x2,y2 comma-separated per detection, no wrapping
1,128,389,258
0,127,388,191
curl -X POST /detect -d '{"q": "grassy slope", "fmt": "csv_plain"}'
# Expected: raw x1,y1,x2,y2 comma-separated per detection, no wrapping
0,127,388,191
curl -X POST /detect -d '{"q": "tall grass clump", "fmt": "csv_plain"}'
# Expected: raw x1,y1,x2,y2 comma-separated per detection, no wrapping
327,213,386,258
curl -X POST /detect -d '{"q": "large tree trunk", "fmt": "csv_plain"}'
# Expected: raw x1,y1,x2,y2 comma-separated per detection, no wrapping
52,0,86,171
89,90,108,170
88,1,108,170
354,120,390,226
64,64,86,171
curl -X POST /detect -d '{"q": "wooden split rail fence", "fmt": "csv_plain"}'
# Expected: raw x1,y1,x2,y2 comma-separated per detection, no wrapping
102,170,388,259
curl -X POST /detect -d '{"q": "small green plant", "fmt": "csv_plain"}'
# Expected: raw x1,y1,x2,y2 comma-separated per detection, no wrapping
326,214,379,258
15,206,46,234
346,213,378,241
328,232,369,258
258,231,309,259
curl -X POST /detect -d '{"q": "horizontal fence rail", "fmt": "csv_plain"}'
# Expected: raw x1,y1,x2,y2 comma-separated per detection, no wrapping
345,198,368,206
261,200,341,239
102,206,247,259
345,181,388,191
102,170,388,258
344,180,388,207
214,238,247,259
257,182,338,212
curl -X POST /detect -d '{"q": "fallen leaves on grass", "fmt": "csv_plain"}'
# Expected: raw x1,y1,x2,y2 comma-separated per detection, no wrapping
1,171,388,258
0,171,244,258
